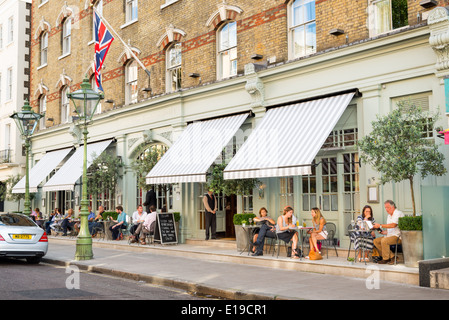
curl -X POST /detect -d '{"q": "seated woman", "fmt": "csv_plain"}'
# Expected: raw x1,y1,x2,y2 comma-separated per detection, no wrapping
276,206,300,259
109,205,128,240
350,205,376,262
252,208,275,250
251,207,276,256
307,207,328,257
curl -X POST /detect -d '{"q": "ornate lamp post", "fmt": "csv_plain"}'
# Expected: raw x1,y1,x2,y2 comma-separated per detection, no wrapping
68,77,103,261
10,100,44,216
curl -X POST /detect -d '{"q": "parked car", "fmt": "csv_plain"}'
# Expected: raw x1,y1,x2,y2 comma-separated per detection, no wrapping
0,213,48,264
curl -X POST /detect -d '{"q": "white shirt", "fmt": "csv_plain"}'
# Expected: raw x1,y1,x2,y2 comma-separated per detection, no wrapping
387,209,404,237
143,211,157,230
132,211,147,224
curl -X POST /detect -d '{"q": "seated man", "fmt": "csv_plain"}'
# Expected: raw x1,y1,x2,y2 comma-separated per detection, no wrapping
129,204,147,243
135,205,157,244
89,205,105,236
373,200,404,264
61,209,78,236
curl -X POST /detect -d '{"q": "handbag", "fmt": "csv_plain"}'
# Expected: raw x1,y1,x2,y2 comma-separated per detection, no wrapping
309,247,322,260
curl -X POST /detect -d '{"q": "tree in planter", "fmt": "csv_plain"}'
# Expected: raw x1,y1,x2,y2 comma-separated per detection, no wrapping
208,163,261,213
131,144,171,209
87,152,123,207
4,174,35,212
358,102,447,216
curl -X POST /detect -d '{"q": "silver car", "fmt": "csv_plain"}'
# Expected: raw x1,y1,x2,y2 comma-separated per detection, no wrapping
0,213,48,264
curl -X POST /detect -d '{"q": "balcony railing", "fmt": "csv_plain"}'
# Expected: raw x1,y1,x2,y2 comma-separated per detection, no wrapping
0,149,11,164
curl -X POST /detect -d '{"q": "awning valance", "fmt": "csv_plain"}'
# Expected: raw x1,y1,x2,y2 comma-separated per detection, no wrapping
42,139,113,192
223,92,355,179
12,147,73,194
146,114,248,184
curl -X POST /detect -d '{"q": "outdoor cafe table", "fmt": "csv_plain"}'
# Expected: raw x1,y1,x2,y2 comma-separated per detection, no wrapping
347,229,374,265
289,226,313,258
240,224,260,255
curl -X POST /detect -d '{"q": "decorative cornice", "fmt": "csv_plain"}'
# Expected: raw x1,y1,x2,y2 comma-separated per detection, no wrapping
428,7,449,73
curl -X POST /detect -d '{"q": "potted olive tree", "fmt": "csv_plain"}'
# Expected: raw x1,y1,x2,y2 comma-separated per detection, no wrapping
398,215,423,267
358,102,446,266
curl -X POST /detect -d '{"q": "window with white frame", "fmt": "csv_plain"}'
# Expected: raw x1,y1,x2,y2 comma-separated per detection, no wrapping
218,21,237,80
62,18,71,55
126,60,138,104
321,157,338,211
369,0,408,36
125,0,138,23
289,0,316,59
39,95,47,129
166,42,182,93
0,24,3,48
302,161,317,212
40,32,48,66
60,86,70,123
280,177,294,214
6,68,12,101
8,16,13,44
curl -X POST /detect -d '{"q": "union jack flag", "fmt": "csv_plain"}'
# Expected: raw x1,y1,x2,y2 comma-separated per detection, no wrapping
94,11,114,92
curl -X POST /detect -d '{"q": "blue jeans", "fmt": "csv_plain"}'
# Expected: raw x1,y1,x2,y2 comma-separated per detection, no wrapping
254,223,275,253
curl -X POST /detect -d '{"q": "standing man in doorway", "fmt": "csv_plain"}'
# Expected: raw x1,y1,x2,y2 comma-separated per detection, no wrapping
203,188,217,240
143,187,157,214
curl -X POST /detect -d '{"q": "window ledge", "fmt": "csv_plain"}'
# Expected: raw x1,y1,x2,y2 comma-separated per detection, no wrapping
37,63,48,70
120,19,138,29
38,0,49,9
58,52,71,60
160,0,180,10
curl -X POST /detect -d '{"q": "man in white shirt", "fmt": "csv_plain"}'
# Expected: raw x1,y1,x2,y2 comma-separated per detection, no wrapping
373,200,404,264
130,204,147,242
136,205,157,244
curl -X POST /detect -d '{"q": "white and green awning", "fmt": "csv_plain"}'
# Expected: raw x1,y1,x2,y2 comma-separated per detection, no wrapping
12,147,73,194
223,92,355,179
146,114,248,184
42,139,112,192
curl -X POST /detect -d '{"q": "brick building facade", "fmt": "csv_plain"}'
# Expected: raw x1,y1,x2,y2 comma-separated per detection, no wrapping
31,0,442,126
27,0,449,251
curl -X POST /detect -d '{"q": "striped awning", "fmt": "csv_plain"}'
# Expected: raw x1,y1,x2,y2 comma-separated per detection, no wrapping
223,92,355,180
12,147,73,194
146,114,248,184
42,139,112,192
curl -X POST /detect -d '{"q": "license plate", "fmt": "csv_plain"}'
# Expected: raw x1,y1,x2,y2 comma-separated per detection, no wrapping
12,234,32,240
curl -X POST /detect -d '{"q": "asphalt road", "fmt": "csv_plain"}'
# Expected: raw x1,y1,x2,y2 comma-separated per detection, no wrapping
0,257,210,300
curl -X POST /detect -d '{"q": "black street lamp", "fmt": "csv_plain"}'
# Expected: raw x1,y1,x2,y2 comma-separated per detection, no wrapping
67,77,103,261
10,100,44,216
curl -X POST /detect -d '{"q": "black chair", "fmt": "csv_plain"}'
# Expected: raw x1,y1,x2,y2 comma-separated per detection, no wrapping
269,232,292,258
144,221,156,245
390,236,403,265
347,224,355,259
92,224,105,240
318,222,338,258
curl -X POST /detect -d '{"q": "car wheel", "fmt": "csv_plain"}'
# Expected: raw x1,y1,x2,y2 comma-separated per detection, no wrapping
26,257,42,264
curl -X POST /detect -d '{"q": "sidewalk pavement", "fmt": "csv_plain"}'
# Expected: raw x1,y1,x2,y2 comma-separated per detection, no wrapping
42,238,449,300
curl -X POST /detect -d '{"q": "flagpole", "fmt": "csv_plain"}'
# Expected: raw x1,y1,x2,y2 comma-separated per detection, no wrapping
92,7,151,78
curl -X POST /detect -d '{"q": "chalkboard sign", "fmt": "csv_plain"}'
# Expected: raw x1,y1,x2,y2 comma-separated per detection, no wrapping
154,213,178,245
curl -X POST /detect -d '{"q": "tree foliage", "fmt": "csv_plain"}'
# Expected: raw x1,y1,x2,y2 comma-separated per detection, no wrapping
208,163,261,213
358,102,446,215
87,151,123,197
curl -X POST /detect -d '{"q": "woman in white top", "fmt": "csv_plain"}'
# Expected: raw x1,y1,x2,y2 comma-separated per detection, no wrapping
276,206,300,259
307,207,328,256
